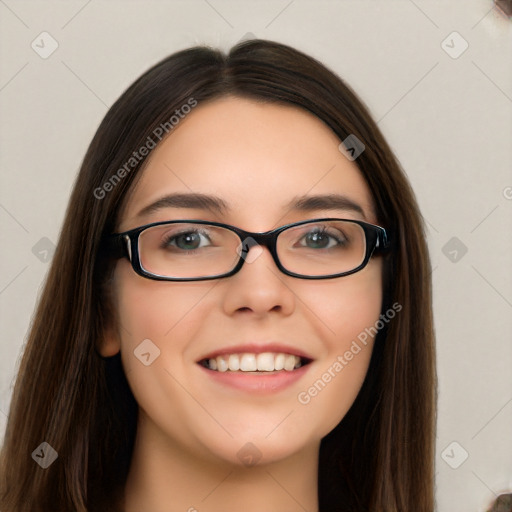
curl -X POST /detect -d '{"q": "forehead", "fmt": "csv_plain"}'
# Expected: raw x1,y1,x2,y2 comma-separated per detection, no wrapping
118,96,376,231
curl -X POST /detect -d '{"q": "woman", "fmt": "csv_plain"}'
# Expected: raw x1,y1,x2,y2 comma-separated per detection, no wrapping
0,39,436,511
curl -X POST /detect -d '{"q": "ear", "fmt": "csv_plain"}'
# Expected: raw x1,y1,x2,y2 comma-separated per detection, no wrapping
96,321,121,357
95,271,122,357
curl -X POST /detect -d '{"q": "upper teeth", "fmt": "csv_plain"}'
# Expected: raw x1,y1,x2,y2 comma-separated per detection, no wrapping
205,353,302,372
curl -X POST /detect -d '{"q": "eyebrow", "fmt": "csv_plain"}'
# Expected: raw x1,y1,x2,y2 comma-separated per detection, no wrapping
135,192,367,219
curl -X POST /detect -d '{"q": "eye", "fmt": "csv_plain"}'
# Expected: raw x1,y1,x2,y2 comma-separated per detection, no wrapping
161,229,213,251
297,226,348,250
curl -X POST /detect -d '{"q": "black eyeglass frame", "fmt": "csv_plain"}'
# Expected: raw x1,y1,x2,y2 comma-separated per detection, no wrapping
107,218,391,281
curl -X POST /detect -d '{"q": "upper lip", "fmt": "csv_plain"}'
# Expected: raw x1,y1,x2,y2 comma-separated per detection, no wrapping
197,342,314,362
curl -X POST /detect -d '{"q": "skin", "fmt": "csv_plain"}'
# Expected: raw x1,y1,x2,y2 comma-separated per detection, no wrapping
98,96,383,512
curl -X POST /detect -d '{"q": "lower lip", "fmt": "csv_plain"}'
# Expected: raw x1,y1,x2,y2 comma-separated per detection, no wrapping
196,363,312,393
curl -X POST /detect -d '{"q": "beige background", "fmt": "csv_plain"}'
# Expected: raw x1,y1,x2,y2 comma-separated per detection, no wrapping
1,1,511,510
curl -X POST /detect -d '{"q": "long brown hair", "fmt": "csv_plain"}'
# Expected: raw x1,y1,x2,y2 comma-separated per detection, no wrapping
0,39,436,511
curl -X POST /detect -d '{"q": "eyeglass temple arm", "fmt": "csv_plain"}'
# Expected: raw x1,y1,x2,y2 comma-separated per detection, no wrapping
104,233,129,260
376,227,392,251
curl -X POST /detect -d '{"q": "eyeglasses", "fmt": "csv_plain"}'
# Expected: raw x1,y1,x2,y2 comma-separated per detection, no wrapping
107,218,391,281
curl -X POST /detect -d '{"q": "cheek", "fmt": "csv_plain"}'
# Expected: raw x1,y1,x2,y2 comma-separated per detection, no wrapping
111,266,222,448
111,261,211,383
114,259,212,336
292,263,383,435
299,258,383,344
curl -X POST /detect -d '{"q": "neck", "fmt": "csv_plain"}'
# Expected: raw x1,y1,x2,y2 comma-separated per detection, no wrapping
121,411,320,512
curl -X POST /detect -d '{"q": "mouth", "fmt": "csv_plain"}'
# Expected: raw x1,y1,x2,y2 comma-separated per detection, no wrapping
195,344,315,393
198,352,314,373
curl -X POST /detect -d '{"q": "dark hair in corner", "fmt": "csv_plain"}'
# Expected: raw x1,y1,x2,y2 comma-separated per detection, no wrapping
0,39,436,511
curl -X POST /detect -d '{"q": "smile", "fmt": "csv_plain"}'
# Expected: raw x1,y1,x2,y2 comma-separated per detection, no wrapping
199,352,312,372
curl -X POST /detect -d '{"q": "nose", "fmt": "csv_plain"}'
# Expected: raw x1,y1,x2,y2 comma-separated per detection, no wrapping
222,241,296,317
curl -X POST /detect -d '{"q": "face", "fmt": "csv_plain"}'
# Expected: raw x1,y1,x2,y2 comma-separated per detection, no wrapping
99,96,383,467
